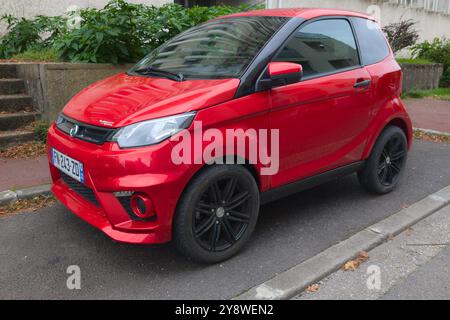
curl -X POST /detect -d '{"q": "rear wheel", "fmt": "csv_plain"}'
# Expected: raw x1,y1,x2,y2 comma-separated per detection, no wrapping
358,126,408,194
173,165,260,263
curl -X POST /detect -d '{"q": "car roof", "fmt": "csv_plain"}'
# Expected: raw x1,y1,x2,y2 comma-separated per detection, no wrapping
221,8,375,21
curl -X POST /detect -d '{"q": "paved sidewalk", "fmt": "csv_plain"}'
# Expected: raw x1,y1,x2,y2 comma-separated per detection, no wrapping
0,155,50,191
294,204,450,300
405,98,450,133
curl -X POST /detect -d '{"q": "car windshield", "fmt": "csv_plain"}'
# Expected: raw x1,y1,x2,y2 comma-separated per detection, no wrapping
129,16,288,80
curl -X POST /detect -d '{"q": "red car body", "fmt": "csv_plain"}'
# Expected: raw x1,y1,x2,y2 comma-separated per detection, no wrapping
47,8,412,246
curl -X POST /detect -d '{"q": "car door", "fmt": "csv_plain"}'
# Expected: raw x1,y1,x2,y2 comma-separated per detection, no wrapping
268,18,373,188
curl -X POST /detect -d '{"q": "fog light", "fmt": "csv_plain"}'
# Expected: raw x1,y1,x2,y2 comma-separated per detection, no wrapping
130,193,155,219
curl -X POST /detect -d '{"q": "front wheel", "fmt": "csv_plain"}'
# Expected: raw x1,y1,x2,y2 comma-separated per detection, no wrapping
173,165,260,263
358,126,408,194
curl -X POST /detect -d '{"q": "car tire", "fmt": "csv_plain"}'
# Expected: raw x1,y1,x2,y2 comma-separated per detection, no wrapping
358,125,408,194
173,165,260,263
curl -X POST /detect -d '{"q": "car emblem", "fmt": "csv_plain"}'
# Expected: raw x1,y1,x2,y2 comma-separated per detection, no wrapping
70,124,79,137
99,120,113,126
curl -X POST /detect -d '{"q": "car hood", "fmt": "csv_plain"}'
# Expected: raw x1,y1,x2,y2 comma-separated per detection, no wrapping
62,73,240,128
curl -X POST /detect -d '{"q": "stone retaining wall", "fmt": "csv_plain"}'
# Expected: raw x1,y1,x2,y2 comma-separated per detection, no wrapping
14,63,132,121
401,63,444,92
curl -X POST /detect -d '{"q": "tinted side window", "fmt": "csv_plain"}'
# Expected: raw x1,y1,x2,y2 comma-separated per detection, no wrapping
353,18,390,65
273,19,359,78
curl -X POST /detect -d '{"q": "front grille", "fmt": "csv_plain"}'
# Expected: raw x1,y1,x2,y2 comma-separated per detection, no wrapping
60,172,99,207
56,114,116,145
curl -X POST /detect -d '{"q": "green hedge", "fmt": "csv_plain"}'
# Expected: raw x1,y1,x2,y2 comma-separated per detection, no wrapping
0,0,262,64
412,38,450,87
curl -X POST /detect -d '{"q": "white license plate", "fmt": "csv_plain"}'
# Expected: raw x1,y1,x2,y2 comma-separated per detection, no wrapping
52,148,84,184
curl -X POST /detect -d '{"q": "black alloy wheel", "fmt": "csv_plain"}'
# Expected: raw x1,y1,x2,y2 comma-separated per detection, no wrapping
193,176,252,252
358,125,408,194
377,135,407,186
173,165,260,263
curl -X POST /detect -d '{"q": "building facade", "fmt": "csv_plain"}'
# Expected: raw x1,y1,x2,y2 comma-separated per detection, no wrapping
1,0,449,42
272,0,450,42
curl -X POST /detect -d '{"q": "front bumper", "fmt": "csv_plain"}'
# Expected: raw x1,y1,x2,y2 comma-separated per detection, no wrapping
47,123,192,244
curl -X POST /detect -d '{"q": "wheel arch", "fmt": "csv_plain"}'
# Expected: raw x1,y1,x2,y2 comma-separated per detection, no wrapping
171,155,262,225
363,116,412,159
187,156,261,190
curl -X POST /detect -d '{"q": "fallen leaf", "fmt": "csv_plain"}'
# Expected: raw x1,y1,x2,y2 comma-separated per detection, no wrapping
306,283,320,293
413,129,449,144
343,251,369,271
0,195,56,216
0,141,47,159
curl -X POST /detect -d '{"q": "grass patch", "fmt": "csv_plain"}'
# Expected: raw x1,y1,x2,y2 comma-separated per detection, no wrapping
402,87,450,100
397,58,434,65
0,195,56,216
11,48,59,62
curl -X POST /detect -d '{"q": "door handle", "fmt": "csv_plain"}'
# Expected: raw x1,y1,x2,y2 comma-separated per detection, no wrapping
354,79,371,89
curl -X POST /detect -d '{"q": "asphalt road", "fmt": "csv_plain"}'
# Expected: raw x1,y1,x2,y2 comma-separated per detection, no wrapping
1,140,450,299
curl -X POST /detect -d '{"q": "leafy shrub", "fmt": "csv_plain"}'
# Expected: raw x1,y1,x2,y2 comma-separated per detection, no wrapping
382,19,419,54
33,121,50,144
412,38,450,87
55,0,146,63
441,70,450,88
55,0,262,64
0,15,67,58
1,0,262,64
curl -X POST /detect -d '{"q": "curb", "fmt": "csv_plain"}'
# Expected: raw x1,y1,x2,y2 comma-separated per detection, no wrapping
234,184,450,300
0,184,52,206
414,127,450,137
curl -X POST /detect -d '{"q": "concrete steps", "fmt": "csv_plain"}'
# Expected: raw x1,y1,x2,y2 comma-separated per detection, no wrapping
0,130,36,149
0,64,41,148
0,112,40,131
0,94,33,113
0,79,26,95
0,64,19,79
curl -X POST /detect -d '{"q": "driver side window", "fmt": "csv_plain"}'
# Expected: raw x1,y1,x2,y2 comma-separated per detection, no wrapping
273,19,360,78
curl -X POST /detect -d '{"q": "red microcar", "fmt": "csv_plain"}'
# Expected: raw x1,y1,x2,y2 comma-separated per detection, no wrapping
47,8,412,263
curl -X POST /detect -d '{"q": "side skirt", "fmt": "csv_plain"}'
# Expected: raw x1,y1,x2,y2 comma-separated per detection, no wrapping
260,161,366,205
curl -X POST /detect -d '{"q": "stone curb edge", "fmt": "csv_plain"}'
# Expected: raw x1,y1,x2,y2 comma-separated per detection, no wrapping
233,184,450,300
0,184,52,206
414,127,450,137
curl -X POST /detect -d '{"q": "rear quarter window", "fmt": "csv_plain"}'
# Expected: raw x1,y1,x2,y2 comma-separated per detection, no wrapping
353,17,390,66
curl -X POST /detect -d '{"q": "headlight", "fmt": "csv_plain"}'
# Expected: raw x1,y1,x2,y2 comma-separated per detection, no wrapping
111,112,195,148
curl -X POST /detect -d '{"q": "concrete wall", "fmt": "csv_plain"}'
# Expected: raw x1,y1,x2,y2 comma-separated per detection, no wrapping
0,0,172,35
14,63,132,121
277,0,450,43
400,63,444,91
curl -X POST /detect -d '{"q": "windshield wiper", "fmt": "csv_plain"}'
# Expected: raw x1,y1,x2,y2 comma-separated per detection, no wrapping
133,66,185,82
